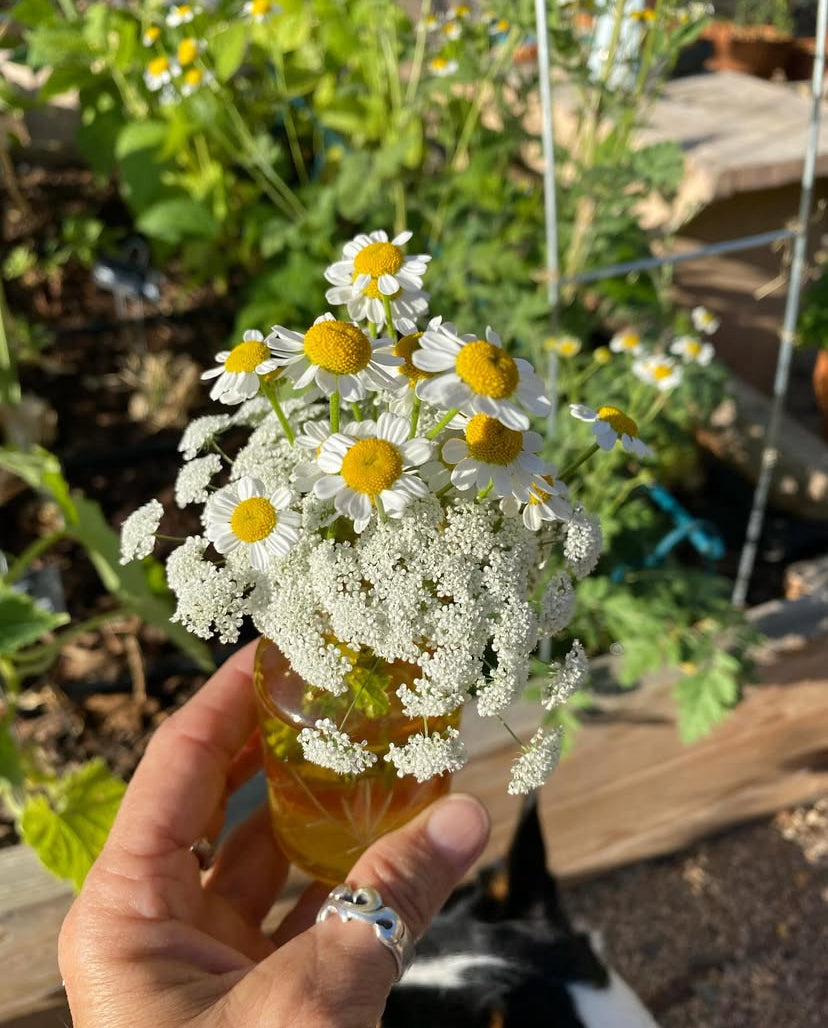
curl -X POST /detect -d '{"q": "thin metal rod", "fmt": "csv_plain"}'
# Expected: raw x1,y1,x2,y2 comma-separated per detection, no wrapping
731,0,828,607
558,228,796,286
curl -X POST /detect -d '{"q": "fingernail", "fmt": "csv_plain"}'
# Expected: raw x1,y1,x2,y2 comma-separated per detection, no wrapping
426,794,490,865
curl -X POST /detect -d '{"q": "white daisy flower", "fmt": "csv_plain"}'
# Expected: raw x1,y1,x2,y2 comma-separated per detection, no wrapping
670,334,715,365
144,55,174,91
166,4,198,28
609,329,643,355
507,727,563,795
545,334,581,358
449,4,472,18
489,17,511,35
569,404,654,459
423,13,440,31
243,0,280,21
500,472,573,530
441,20,462,40
142,26,161,47
442,413,549,499
413,323,550,430
429,56,459,76
324,230,431,332
632,354,683,391
119,499,163,564
691,305,720,335
180,66,212,96
176,36,203,67
262,313,404,401
205,476,300,572
312,412,432,532
201,329,271,405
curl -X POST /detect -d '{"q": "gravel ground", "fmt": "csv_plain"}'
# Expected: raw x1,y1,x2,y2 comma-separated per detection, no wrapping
563,798,828,1028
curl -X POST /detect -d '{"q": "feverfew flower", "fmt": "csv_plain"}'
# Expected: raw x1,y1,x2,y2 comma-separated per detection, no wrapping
691,305,720,335
632,354,683,392
501,472,573,530
312,413,431,532
429,56,459,76
119,500,163,564
243,0,280,21
507,727,563,795
174,453,222,507
144,55,173,91
180,66,212,96
609,329,643,356
569,404,654,459
385,727,467,781
670,334,715,366
298,719,378,775
142,25,161,46
441,20,462,40
263,314,403,401
205,476,300,571
201,330,272,405
176,36,202,67
543,640,588,709
166,4,198,28
442,413,547,499
324,230,431,332
593,345,612,365
414,323,550,430
546,334,581,358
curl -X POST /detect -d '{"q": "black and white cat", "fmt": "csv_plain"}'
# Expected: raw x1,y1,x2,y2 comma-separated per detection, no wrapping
383,797,660,1028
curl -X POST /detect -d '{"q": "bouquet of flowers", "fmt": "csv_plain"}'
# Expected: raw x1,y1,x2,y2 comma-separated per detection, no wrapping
119,230,651,825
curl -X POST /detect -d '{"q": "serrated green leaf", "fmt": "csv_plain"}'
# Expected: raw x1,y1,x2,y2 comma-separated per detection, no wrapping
208,22,248,82
20,759,126,890
136,197,219,242
674,658,741,745
115,120,167,158
0,584,69,654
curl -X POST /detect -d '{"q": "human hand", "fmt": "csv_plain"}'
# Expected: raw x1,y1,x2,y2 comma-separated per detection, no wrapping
58,640,490,1028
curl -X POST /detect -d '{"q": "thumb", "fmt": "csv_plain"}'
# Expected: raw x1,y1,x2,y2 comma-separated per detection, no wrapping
236,793,490,1028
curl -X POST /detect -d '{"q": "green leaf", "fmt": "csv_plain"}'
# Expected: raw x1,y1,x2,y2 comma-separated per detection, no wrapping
208,22,248,82
674,652,742,744
20,759,126,891
115,120,168,158
137,197,220,242
10,0,57,28
0,584,69,654
0,721,25,790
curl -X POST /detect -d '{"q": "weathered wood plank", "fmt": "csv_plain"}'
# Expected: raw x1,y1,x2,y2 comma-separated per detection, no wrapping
2,631,826,1023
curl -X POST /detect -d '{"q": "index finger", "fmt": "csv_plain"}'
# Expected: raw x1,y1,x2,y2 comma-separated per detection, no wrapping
106,639,260,863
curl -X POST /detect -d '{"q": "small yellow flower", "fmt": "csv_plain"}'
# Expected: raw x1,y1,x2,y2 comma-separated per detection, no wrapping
142,25,161,47
177,37,200,67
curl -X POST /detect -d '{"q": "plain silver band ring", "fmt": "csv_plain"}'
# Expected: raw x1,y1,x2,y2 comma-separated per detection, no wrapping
316,884,415,981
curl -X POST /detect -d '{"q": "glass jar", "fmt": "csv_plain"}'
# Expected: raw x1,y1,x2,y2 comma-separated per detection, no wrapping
253,637,458,883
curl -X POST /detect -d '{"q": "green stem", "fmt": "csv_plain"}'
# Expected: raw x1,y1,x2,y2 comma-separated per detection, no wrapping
272,49,309,187
477,481,493,500
558,442,600,481
351,402,363,422
404,0,432,106
330,389,340,432
497,714,525,749
382,294,398,340
426,407,460,440
54,0,78,20
261,380,296,444
0,278,21,407
5,531,65,586
375,495,388,523
409,394,421,438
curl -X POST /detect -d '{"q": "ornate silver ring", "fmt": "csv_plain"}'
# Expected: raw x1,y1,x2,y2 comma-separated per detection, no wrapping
316,884,415,981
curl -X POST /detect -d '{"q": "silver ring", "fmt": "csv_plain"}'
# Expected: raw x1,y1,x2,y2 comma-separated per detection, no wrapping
189,836,216,871
316,884,415,981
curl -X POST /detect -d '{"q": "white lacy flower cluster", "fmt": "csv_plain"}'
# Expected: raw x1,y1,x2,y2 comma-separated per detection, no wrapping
118,229,622,795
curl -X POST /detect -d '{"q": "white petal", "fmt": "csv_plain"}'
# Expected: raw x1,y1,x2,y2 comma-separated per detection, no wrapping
400,438,433,465
378,273,399,295
376,412,408,446
314,474,345,499
441,438,468,464
237,476,263,500
570,404,597,422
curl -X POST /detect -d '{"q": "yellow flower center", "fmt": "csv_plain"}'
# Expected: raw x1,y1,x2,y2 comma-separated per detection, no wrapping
557,340,580,357
455,4,471,15
174,5,192,17
184,67,203,86
177,37,199,66
148,56,170,76
431,56,450,70
303,321,372,375
617,333,639,350
340,438,403,495
361,278,402,301
652,363,673,381
352,241,405,280
230,496,277,543
494,18,510,31
455,340,519,399
251,0,271,13
224,339,270,373
685,341,701,357
144,26,160,44
394,333,432,386
597,405,639,437
528,474,556,505
465,413,523,465
594,346,611,364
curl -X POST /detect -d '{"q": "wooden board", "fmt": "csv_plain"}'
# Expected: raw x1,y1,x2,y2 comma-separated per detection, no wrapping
2,630,827,1023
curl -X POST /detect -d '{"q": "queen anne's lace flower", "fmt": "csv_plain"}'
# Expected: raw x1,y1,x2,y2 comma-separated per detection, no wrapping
564,510,603,580
385,727,467,781
263,314,404,401
298,719,378,774
174,453,222,507
414,323,550,430
119,500,163,564
166,536,248,643
324,230,431,331
179,414,231,459
507,727,563,795
543,640,588,709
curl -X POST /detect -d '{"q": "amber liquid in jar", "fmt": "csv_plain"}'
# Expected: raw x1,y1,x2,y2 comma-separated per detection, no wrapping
253,638,457,883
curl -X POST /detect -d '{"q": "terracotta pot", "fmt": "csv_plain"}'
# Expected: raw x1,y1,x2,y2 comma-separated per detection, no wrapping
253,637,458,883
703,21,794,79
812,348,828,439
